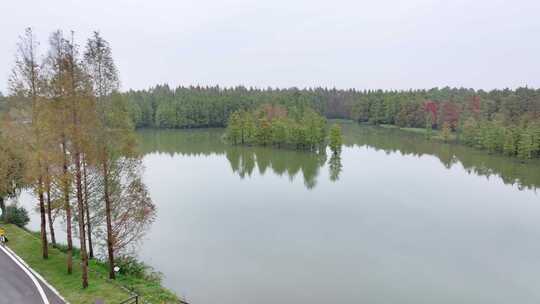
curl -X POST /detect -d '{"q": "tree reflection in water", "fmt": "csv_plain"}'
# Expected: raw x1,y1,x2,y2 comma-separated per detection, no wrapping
137,124,540,191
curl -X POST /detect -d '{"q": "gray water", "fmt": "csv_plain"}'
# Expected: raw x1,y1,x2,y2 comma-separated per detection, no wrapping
21,123,540,304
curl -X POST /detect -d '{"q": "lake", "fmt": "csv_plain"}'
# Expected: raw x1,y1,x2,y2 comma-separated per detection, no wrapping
21,122,540,304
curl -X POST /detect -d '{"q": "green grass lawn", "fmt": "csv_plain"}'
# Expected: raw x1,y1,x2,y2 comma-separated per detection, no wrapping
3,224,131,304
3,223,182,304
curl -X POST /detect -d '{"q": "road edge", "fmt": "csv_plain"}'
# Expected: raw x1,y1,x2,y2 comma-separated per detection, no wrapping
1,244,69,304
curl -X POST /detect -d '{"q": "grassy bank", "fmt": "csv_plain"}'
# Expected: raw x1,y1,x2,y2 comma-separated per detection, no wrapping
328,119,458,142
377,124,458,142
3,224,181,304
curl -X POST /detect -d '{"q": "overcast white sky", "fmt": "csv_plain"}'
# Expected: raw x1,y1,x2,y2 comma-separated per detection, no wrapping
1,0,539,93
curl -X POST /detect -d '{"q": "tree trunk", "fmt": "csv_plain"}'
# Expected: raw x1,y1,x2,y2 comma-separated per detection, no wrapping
62,137,73,274
82,157,94,259
103,159,116,280
46,187,56,246
37,175,49,259
0,196,5,221
74,152,89,288
45,168,56,246
67,33,88,288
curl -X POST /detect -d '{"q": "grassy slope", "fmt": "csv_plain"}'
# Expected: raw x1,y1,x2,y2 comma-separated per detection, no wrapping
3,224,130,304
4,223,182,303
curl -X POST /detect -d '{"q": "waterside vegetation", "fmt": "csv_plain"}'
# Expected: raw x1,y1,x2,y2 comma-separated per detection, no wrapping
124,86,540,160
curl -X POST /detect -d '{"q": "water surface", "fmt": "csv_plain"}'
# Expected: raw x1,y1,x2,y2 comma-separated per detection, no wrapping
23,123,540,304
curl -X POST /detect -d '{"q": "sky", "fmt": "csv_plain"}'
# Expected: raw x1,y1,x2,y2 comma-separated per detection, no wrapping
1,0,539,93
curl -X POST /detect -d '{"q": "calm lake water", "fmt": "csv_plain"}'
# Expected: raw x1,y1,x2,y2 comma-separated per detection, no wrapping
22,122,540,304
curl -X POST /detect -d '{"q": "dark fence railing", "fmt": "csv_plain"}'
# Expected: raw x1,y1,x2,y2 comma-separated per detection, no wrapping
118,293,190,304
118,295,138,304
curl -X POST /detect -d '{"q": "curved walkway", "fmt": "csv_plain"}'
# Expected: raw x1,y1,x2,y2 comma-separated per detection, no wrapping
0,244,65,304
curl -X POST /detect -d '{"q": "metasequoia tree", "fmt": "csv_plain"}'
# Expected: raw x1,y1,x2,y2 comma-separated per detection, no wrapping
43,30,95,287
8,28,49,259
104,158,156,256
64,31,93,288
5,28,156,289
44,30,76,274
84,32,131,280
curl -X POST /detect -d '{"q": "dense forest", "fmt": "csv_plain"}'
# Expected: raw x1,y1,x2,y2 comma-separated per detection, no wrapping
124,86,540,159
5,74,540,160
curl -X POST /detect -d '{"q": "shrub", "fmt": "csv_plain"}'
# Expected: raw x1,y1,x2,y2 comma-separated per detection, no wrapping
116,256,163,282
4,205,30,228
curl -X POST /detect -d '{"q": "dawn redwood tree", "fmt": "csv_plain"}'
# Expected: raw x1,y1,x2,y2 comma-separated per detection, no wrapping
329,124,342,155
518,129,534,160
439,101,461,130
8,27,49,259
107,158,156,255
43,30,95,287
441,121,452,143
44,30,76,275
64,31,94,288
424,100,438,128
43,163,56,245
84,32,135,279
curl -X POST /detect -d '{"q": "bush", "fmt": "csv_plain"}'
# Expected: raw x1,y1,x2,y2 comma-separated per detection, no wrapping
4,205,30,227
116,256,163,282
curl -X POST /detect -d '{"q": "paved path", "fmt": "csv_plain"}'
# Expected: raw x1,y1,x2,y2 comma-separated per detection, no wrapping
0,244,65,304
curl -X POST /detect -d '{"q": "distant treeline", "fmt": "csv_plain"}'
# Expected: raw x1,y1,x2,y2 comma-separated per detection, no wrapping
123,85,540,159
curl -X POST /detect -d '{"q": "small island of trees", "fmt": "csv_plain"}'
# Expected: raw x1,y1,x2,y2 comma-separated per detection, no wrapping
225,104,327,151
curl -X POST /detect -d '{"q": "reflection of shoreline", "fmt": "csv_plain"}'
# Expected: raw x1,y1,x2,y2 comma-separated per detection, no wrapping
341,124,540,191
138,129,329,189
225,146,327,189
139,125,540,192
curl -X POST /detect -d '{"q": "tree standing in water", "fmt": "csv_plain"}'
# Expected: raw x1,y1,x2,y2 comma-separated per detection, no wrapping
329,124,342,155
